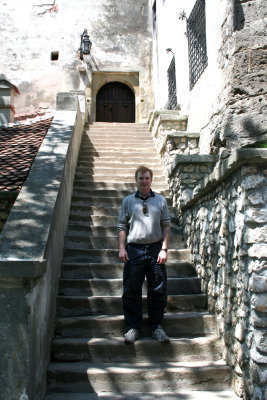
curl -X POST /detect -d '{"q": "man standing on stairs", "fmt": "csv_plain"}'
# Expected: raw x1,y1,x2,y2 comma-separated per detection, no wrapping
117,165,171,344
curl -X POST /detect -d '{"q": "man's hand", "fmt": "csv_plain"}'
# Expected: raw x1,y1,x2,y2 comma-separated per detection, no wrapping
119,248,129,263
157,225,170,264
157,249,167,264
118,230,129,262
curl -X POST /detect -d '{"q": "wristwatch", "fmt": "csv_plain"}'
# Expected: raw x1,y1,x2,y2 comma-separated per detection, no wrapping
161,248,168,252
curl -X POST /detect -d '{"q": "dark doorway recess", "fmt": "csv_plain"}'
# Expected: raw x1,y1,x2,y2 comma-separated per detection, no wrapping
96,82,135,123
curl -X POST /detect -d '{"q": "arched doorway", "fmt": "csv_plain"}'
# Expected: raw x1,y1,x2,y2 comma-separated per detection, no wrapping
96,82,135,123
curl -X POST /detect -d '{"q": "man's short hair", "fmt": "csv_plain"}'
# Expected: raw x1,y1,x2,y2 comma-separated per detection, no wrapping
135,165,153,180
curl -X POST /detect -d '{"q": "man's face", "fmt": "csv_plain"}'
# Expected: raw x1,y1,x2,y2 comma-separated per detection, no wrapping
136,171,152,195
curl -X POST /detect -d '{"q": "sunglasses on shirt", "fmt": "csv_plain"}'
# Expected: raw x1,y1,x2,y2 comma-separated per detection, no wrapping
142,200,148,215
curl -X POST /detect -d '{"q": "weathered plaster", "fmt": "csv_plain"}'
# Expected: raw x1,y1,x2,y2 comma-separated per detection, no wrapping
0,0,153,119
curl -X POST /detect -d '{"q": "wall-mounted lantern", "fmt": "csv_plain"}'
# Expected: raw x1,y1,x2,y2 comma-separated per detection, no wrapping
80,29,92,60
166,48,174,56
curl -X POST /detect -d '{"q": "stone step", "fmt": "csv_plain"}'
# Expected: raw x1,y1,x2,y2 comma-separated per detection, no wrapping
72,188,137,198
63,248,191,263
73,181,169,192
51,335,223,363
45,389,239,400
66,224,119,236
66,224,182,239
87,130,150,133
87,126,149,131
83,136,154,142
69,195,174,208
47,360,231,393
74,166,163,175
70,202,175,217
87,123,148,129
80,143,156,150
64,235,185,250
71,187,170,199
80,146,157,154
55,312,215,338
68,214,119,226
56,294,207,317
78,150,161,157
58,277,201,297
77,155,161,163
73,174,167,183
88,122,148,127
70,205,122,217
61,261,196,279
67,215,178,228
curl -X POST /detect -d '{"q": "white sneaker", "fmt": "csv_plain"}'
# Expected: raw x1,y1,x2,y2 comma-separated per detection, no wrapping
124,328,140,343
152,326,170,342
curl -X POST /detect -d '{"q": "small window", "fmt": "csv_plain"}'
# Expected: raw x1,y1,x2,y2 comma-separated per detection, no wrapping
167,56,178,110
187,0,208,89
152,1,156,33
51,51,59,61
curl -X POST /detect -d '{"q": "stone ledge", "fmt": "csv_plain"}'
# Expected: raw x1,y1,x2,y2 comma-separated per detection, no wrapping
0,260,46,278
168,154,218,177
167,131,200,139
181,149,267,210
0,110,77,267
56,91,85,112
159,132,200,155
148,109,188,131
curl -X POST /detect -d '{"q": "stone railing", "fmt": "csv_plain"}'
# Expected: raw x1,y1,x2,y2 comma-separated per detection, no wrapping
181,149,267,399
148,110,217,211
167,154,218,212
148,110,199,170
0,99,87,400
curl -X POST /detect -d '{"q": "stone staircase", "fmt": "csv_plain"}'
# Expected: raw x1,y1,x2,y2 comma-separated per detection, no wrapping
46,123,234,399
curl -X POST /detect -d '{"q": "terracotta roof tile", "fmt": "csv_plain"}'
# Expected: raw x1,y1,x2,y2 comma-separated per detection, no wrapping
0,117,53,192
15,111,46,121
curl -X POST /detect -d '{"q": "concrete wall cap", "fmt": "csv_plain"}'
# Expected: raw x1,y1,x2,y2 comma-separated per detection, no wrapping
0,260,46,278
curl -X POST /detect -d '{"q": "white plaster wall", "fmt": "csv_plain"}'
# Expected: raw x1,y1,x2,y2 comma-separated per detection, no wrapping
0,0,153,115
152,0,230,150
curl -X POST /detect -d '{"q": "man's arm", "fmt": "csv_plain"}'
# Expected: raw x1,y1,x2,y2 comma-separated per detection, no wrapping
118,230,129,263
157,225,170,264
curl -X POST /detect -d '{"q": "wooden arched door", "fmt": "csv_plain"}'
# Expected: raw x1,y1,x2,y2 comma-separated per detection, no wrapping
96,82,135,123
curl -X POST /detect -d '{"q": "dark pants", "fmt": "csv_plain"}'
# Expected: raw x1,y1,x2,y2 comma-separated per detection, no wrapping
122,241,167,332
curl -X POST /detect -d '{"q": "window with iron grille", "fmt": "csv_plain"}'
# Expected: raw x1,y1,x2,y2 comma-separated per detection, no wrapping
152,1,156,34
167,56,178,110
187,0,208,90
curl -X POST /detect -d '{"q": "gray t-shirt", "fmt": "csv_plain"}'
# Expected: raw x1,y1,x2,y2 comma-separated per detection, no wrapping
117,192,170,244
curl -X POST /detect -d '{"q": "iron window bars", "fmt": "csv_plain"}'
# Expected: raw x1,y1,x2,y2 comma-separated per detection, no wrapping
167,56,178,110
186,0,208,89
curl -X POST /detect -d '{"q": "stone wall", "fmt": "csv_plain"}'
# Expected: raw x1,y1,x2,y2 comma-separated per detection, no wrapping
207,0,267,153
181,152,267,400
148,111,267,399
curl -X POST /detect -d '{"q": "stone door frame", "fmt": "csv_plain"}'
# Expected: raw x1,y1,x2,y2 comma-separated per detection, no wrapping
86,71,140,123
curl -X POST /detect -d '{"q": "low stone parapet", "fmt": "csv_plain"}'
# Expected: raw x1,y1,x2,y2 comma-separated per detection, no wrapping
148,110,191,167
180,149,267,399
168,154,217,211
0,100,87,400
